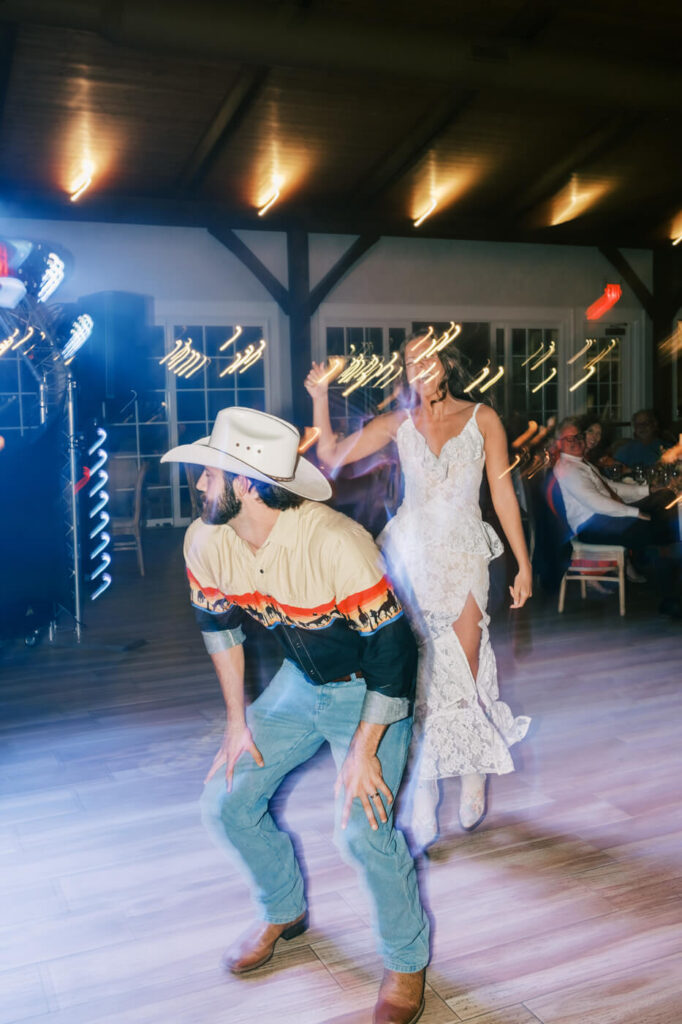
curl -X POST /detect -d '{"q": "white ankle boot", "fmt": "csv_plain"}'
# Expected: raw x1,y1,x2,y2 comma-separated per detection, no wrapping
459,773,487,831
409,778,439,851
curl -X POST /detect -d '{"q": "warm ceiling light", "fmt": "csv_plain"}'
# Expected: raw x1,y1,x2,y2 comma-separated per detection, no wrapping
413,197,437,228
70,160,95,202
258,176,284,217
672,234,682,247
549,174,612,227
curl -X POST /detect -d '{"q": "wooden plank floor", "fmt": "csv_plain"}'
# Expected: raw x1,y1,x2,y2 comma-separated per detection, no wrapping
1,527,681,1024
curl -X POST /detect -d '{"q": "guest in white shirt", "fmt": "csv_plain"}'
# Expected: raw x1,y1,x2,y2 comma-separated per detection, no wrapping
553,419,681,617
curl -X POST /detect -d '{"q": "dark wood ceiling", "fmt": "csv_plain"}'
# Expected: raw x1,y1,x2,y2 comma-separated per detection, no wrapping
1,0,682,248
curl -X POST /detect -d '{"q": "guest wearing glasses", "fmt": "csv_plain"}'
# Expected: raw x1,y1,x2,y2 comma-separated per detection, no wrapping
553,418,682,617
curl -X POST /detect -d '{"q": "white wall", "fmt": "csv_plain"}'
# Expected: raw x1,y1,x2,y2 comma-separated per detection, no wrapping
1,215,654,416
309,233,651,308
0,219,281,303
308,234,653,418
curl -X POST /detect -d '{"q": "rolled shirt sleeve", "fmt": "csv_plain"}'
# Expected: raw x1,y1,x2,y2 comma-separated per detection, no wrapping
184,519,247,654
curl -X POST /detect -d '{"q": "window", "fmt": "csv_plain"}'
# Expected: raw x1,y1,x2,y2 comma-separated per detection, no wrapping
169,323,267,520
325,325,404,430
105,325,171,523
0,346,41,437
509,327,559,424
412,321,491,380
570,325,625,422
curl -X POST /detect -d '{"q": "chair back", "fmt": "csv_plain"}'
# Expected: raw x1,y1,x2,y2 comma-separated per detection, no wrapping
132,461,149,524
108,457,148,527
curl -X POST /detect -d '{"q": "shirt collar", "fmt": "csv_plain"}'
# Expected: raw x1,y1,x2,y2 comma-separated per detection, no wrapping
559,452,584,464
260,505,301,551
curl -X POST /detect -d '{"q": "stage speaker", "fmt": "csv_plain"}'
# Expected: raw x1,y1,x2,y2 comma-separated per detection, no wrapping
73,291,154,419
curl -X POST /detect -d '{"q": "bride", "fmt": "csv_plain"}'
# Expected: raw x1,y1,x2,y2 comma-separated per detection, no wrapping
305,331,532,850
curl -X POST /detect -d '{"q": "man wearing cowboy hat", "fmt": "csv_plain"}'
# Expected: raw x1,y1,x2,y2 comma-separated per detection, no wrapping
162,407,429,1024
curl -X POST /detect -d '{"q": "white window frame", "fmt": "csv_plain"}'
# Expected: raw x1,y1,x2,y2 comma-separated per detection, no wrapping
316,302,648,429
155,299,282,525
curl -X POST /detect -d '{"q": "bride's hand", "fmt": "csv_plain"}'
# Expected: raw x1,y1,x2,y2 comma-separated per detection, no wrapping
305,359,344,398
304,361,331,399
509,563,533,609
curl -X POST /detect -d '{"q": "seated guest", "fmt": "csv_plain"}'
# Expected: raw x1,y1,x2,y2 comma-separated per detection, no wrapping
579,414,610,467
553,419,682,617
614,409,665,467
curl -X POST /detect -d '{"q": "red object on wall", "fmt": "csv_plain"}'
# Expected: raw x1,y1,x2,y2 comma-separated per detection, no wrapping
586,283,622,321
74,467,91,493
0,244,8,278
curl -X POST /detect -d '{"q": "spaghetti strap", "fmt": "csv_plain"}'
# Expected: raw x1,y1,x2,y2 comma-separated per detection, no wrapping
471,402,481,424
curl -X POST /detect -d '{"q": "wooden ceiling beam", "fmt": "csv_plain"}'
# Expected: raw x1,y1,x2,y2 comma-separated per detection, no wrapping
598,245,655,319
348,1,556,212
0,24,18,128
176,67,269,194
3,1,682,110
351,92,475,208
503,113,640,220
307,234,380,314
0,190,663,250
207,222,290,313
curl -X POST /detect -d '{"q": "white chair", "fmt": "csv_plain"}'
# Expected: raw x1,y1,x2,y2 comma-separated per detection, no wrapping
558,541,626,616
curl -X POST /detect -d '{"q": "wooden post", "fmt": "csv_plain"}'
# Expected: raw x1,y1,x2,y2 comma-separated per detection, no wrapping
652,247,682,421
287,227,311,429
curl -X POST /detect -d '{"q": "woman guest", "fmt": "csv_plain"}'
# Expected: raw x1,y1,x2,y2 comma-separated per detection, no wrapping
305,333,532,851
579,415,624,477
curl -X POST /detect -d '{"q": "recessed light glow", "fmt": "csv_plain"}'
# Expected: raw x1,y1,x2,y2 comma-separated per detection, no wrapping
258,176,284,217
413,197,437,228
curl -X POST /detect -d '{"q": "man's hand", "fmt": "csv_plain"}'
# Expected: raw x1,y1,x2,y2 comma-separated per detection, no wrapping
204,723,264,789
335,738,393,831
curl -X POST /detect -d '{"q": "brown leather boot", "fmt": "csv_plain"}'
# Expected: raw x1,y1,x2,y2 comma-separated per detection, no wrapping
222,911,308,974
373,968,426,1024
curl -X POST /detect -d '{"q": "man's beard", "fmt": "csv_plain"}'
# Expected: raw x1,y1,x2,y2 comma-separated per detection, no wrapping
201,476,242,524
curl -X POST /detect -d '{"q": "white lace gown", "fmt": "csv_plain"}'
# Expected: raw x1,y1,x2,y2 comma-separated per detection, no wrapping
378,406,530,782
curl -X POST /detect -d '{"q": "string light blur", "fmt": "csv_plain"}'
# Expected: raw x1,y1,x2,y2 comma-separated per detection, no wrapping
219,339,267,377
160,338,210,379
37,252,65,302
62,315,94,365
219,326,243,351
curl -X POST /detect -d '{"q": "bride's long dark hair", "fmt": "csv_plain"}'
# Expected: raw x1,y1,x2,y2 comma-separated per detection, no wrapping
398,330,477,408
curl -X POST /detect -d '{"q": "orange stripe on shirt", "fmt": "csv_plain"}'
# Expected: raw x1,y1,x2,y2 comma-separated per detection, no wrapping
336,577,390,615
187,567,339,618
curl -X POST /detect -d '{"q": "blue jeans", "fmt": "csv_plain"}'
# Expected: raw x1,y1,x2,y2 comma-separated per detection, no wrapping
200,659,430,973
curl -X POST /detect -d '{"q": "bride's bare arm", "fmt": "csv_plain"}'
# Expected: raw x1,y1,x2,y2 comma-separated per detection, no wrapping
304,362,403,470
478,405,533,609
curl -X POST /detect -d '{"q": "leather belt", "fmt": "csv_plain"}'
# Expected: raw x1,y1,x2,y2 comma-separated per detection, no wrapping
331,673,356,683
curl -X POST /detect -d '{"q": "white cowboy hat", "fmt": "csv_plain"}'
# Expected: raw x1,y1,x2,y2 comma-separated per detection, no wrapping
161,406,331,501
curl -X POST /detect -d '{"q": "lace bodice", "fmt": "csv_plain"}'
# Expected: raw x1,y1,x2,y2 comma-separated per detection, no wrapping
381,406,503,563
